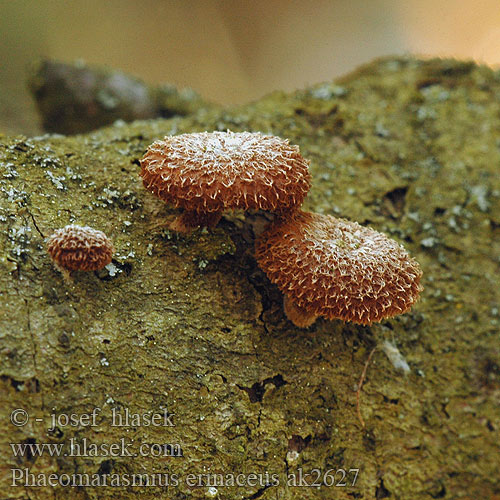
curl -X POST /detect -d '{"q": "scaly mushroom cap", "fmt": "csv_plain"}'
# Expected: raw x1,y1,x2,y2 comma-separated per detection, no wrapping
140,131,311,214
46,225,114,271
255,211,423,325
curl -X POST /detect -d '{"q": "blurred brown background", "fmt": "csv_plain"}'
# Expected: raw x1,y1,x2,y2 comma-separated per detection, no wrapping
1,0,499,135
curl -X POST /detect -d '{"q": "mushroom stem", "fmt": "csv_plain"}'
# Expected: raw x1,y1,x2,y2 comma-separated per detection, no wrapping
283,295,318,328
53,262,73,284
169,209,223,233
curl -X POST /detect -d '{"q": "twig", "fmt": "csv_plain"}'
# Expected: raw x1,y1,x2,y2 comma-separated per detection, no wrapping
356,346,377,428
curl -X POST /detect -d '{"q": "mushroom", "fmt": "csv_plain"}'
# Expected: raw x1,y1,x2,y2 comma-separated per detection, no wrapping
140,130,311,232
255,211,423,327
46,225,114,275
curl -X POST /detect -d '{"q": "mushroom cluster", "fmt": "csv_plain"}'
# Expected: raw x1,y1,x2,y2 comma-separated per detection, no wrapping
44,129,421,326
139,129,423,327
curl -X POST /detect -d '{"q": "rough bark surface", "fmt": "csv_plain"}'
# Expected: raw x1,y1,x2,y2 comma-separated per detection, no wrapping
1,57,499,500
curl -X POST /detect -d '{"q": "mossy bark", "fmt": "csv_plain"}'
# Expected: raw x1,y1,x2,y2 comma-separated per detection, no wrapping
1,57,499,499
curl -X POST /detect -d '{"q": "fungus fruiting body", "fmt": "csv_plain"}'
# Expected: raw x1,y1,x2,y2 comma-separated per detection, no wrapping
46,225,114,272
255,211,422,327
140,131,311,232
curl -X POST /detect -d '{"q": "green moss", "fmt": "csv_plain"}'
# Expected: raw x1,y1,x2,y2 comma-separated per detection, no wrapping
1,57,499,499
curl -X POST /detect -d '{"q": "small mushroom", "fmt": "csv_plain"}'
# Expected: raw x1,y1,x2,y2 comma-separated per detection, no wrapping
255,211,423,327
46,225,114,275
140,130,311,232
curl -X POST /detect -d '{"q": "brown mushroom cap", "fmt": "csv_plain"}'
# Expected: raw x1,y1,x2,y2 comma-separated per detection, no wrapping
140,131,311,215
255,211,423,325
46,225,114,271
